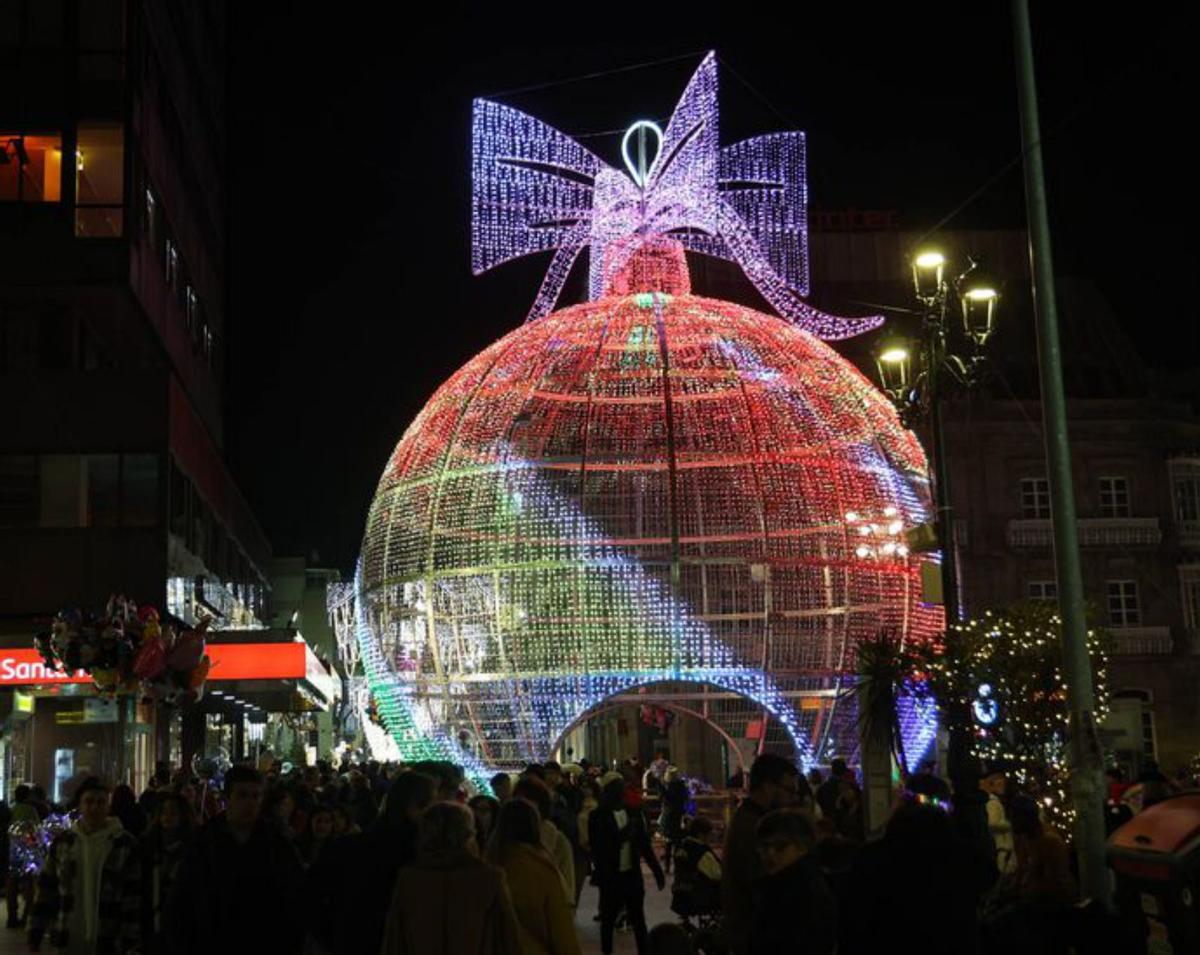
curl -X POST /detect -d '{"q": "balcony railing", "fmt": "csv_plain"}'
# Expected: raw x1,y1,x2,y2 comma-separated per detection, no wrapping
1178,519,1200,550
1109,626,1173,656
1007,517,1162,549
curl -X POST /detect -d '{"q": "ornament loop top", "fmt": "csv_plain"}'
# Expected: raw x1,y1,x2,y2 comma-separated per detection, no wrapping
621,120,663,188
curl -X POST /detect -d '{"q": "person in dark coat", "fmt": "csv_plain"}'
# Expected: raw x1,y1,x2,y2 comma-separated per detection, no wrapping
346,771,379,831
141,792,195,955
110,784,148,839
722,754,801,955
840,802,992,955
303,770,436,955
750,810,837,955
657,768,688,873
167,765,304,955
589,778,665,955
815,758,849,818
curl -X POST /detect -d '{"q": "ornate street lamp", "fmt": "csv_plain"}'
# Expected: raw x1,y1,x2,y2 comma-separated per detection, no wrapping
957,261,1001,349
873,247,1001,784
912,250,947,306
874,339,914,407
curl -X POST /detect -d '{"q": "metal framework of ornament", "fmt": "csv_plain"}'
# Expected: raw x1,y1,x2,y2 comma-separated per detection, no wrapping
353,269,941,771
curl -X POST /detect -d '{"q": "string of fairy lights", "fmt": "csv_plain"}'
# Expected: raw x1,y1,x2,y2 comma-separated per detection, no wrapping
918,607,1110,835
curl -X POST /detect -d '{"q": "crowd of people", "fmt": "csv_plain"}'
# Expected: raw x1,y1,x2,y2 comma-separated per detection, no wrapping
0,750,1191,954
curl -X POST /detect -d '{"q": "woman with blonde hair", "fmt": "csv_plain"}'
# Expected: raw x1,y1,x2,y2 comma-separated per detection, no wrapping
486,800,581,955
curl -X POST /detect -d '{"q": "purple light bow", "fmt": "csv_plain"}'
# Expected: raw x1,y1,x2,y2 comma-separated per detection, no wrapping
471,52,882,340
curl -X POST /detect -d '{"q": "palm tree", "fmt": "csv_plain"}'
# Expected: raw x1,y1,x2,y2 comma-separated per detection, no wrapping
841,629,918,838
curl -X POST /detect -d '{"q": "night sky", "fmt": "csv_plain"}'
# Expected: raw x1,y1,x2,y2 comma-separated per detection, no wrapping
225,6,1189,573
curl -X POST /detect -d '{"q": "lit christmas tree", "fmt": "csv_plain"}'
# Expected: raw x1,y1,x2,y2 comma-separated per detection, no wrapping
915,602,1111,834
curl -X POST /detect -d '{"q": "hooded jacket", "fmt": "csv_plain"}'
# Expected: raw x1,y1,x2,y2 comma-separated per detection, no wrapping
29,818,141,954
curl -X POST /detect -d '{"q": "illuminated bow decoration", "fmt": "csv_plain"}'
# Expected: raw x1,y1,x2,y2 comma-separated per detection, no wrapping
471,51,882,340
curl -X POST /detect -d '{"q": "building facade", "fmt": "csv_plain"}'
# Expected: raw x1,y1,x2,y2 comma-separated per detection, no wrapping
940,397,1200,774
0,0,329,796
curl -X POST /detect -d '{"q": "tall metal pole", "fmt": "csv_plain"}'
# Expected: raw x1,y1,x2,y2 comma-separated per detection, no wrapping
926,310,971,781
1012,0,1110,906
927,315,960,628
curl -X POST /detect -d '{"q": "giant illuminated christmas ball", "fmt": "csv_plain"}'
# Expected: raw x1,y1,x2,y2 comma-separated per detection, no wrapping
353,53,941,773
357,242,941,770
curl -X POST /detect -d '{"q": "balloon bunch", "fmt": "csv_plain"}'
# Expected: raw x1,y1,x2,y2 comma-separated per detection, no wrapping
7,813,73,878
639,704,675,732
33,594,212,705
192,750,230,822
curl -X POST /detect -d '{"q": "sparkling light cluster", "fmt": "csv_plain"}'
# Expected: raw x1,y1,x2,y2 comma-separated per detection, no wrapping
844,508,910,561
471,52,882,340
355,275,941,770
919,606,1110,837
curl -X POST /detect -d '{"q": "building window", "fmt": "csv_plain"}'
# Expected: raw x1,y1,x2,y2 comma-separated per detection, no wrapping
121,454,159,527
0,456,38,526
1141,708,1157,759
1175,474,1200,523
1099,476,1130,518
0,453,158,528
1107,579,1141,627
185,287,199,337
0,133,63,202
85,454,120,526
1020,477,1051,519
1114,690,1157,760
143,186,158,250
165,239,178,289
74,122,124,236
1027,580,1058,602
201,323,214,366
1180,566,1200,630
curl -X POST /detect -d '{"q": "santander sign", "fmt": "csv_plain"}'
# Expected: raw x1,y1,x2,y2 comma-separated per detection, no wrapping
0,644,308,687
0,653,89,684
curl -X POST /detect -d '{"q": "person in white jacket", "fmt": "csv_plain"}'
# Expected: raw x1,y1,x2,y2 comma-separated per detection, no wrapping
982,766,1015,874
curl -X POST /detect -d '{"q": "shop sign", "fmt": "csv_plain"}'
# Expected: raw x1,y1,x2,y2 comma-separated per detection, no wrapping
55,700,117,724
1,654,89,685
0,644,308,687
83,698,119,723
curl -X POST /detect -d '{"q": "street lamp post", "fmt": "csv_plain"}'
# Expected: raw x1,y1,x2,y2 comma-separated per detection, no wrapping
874,250,999,779
1012,0,1110,907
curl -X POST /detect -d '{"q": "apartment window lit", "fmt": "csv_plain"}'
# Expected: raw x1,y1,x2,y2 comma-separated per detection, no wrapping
75,122,124,237
1020,477,1051,519
1099,476,1130,518
1113,690,1157,760
0,133,63,202
1107,579,1141,627
165,239,178,289
1027,580,1058,602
